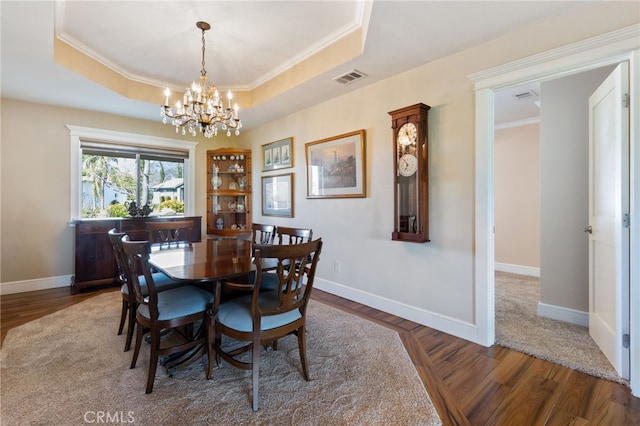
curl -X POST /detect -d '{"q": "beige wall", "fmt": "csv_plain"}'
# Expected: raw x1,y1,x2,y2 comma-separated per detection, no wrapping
1,1,637,339
239,3,637,328
238,4,638,327
0,100,235,283
495,124,540,269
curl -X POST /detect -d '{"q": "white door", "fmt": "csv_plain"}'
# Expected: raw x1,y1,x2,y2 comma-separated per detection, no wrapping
588,62,630,379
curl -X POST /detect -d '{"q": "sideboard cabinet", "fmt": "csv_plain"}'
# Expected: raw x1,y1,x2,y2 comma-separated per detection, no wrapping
72,216,201,293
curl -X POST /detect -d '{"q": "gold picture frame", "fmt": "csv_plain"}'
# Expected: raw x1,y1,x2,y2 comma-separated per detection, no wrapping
305,129,366,198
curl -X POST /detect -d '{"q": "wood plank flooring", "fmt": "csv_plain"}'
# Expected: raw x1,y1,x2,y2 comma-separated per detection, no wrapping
2,286,639,425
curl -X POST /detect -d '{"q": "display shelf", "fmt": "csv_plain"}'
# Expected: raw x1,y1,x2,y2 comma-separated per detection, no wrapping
206,148,252,236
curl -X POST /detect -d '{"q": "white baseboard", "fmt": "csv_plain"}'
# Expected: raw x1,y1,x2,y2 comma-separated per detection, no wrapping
495,265,587,327
314,277,479,344
495,262,540,277
537,302,589,327
0,275,72,296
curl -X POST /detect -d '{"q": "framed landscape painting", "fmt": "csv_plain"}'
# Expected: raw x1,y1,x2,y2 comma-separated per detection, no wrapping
305,129,366,198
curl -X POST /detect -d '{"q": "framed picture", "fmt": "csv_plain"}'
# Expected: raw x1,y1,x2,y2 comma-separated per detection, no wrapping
261,137,293,171
305,129,366,198
262,173,294,217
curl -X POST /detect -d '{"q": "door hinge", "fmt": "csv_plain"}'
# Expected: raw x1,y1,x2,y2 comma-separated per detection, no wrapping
623,93,630,108
623,213,630,228
623,334,630,348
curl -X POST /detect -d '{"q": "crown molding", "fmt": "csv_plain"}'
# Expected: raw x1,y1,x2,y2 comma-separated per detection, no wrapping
53,0,370,92
469,24,640,89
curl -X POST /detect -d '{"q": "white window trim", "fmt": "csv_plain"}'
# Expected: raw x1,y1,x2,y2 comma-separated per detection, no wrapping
67,125,198,221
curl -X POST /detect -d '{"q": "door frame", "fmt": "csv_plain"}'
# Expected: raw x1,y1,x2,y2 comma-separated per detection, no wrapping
469,24,640,397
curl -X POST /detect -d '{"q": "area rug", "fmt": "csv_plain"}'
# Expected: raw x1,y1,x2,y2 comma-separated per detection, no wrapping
1,291,440,425
495,271,627,385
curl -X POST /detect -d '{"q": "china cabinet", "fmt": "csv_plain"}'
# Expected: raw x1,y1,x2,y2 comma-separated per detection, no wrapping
207,148,252,237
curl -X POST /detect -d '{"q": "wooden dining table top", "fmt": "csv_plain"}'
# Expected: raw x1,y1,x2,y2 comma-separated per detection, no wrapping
149,238,256,283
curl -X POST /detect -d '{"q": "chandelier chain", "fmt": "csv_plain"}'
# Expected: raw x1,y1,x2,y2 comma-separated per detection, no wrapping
201,27,207,78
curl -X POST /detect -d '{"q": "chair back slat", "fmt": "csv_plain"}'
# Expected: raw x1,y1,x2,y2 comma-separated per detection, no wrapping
251,223,276,245
275,226,312,245
121,237,159,319
107,228,127,285
146,220,196,250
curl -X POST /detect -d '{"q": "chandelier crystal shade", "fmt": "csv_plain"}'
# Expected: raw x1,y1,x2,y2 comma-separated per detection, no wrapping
161,21,242,138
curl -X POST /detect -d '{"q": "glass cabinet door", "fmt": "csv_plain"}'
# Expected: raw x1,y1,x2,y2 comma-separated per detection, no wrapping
207,149,252,236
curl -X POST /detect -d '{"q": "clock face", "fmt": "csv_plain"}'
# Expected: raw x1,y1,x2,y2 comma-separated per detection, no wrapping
397,123,417,146
398,154,418,177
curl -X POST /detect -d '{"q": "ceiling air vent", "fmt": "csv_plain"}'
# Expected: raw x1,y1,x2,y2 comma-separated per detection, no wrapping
333,69,367,85
513,90,538,101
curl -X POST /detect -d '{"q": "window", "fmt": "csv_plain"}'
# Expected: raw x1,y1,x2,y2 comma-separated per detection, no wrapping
68,126,198,220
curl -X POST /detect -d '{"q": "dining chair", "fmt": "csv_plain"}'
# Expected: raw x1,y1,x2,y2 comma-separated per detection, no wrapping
251,223,276,245
211,238,323,411
250,223,278,276
217,224,278,302
275,225,315,278
146,220,196,250
275,226,313,245
272,226,314,292
121,237,215,393
108,228,183,352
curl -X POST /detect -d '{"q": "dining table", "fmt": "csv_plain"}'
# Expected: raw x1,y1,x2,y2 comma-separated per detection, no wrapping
148,238,256,373
149,238,255,285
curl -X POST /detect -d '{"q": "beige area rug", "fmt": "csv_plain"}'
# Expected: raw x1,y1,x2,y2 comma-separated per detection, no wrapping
495,271,627,385
1,291,440,425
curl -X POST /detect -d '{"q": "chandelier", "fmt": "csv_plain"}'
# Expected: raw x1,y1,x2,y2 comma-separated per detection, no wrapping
161,21,242,138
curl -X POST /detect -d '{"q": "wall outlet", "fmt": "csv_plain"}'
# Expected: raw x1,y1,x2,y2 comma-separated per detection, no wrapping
334,261,341,273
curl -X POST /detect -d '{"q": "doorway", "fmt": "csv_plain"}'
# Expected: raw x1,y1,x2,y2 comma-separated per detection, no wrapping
493,66,620,377
470,28,639,396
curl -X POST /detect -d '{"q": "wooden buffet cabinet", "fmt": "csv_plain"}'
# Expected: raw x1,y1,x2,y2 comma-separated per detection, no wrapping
72,216,201,294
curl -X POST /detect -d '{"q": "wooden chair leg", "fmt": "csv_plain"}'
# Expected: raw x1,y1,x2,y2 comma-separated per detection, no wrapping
130,321,143,369
252,337,261,412
118,299,127,335
297,326,309,381
206,312,215,380
124,302,136,352
146,328,161,394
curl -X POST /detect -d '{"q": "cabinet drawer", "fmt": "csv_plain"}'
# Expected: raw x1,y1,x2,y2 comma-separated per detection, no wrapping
76,221,117,234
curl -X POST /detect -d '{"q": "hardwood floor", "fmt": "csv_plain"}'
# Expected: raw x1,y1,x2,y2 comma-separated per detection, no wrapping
2,286,639,425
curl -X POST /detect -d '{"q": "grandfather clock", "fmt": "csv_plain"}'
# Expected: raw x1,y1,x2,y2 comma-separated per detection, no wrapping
389,103,430,243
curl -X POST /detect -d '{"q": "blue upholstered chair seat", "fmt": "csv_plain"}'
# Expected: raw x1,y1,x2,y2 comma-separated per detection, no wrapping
120,272,182,296
137,286,214,321
217,293,302,333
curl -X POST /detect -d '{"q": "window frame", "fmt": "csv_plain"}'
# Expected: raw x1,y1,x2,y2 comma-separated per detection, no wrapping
67,125,198,220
